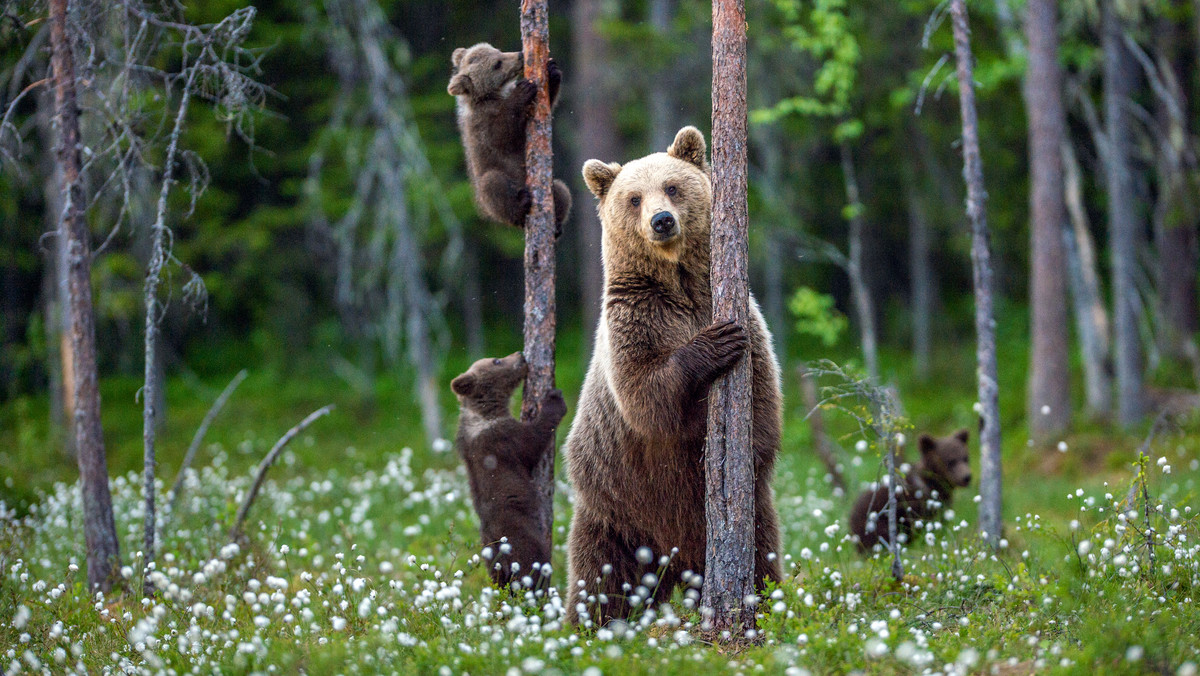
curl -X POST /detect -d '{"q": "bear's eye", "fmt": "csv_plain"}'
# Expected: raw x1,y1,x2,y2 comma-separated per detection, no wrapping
630,195,641,208
493,60,502,70
493,358,502,365
665,185,678,197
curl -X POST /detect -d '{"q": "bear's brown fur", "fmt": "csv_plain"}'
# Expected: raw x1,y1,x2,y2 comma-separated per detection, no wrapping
848,429,972,553
451,352,567,589
563,127,783,625
448,43,571,235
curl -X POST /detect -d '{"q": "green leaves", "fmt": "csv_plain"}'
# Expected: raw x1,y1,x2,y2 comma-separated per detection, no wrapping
789,286,848,347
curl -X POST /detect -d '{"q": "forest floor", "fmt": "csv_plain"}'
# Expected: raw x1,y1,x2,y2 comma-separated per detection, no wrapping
2,326,1199,674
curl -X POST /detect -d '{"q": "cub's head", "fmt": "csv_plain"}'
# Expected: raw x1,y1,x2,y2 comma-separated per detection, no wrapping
448,43,524,100
918,429,972,487
451,352,527,413
582,126,712,264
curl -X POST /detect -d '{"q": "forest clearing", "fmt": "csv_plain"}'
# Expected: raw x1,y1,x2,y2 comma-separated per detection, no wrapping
3,0,1200,673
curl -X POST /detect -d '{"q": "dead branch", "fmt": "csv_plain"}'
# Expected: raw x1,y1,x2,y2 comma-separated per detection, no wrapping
167,368,248,514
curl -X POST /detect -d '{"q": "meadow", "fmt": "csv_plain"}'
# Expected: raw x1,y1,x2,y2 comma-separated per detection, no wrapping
2,327,1199,675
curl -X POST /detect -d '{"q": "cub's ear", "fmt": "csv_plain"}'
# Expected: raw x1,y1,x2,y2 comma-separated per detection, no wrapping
667,126,708,171
447,73,471,96
954,428,970,444
583,160,622,199
918,433,937,455
450,373,476,397
451,47,467,69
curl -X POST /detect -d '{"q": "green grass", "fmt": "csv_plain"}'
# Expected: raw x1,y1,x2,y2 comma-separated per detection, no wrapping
2,327,1199,674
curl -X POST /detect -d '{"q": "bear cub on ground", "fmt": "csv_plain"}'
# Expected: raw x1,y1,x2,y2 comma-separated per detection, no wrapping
448,42,571,235
848,429,972,553
451,352,567,588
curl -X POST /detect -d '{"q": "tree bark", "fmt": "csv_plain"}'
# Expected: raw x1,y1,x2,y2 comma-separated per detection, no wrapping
49,0,121,592
571,0,619,342
1024,0,1071,439
702,0,755,638
839,142,880,382
950,0,1003,546
901,162,933,382
520,0,560,561
36,94,69,453
1062,140,1113,418
1103,4,1146,426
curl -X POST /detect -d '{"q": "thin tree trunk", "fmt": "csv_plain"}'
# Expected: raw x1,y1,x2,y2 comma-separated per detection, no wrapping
702,0,755,638
950,0,1003,546
520,0,559,560
1024,0,1071,439
901,163,932,381
797,364,843,492
49,0,121,592
648,0,677,151
1103,4,1146,426
885,436,903,581
572,0,619,342
462,239,485,359
763,230,787,364
37,95,68,453
839,142,880,382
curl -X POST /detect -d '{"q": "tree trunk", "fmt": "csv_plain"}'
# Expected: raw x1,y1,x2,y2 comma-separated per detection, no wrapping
950,0,1003,546
797,364,843,493
1103,4,1146,426
571,0,619,342
36,94,69,453
462,238,486,359
520,0,559,560
901,162,933,382
1024,0,1071,439
648,0,677,151
49,0,121,592
702,0,755,638
839,142,880,382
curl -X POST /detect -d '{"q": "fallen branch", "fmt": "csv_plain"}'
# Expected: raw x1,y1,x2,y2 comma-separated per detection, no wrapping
168,369,248,514
229,405,333,541
797,363,844,492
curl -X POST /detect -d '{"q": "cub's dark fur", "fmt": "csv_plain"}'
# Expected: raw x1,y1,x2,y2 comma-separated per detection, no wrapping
451,352,567,589
848,430,972,552
448,43,571,235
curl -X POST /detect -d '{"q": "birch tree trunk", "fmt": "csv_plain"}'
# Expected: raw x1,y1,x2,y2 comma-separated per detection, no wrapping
49,0,121,592
902,163,932,381
950,0,1003,545
520,0,559,559
839,142,880,382
702,0,755,638
1103,4,1146,426
1024,0,1071,439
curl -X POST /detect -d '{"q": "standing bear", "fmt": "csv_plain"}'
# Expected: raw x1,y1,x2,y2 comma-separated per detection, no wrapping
564,127,783,625
448,43,572,234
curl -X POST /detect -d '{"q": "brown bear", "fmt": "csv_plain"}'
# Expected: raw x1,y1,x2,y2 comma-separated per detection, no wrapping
563,127,783,625
848,429,972,553
451,352,567,589
448,43,571,235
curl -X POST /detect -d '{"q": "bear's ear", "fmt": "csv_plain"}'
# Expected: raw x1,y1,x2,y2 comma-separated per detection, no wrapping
450,373,476,398
667,126,708,171
447,72,472,97
918,433,937,456
451,47,467,69
583,160,622,199
954,428,970,445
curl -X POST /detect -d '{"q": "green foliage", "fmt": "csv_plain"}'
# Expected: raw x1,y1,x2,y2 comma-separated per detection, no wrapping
789,286,848,347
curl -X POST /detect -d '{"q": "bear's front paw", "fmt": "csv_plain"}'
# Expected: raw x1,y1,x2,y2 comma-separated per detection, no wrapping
541,389,567,424
515,79,538,104
547,59,562,84
693,320,748,373
515,187,533,220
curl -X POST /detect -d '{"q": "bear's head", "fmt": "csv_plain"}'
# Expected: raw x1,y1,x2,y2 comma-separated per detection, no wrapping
448,43,524,100
918,429,972,487
582,126,712,265
451,352,527,416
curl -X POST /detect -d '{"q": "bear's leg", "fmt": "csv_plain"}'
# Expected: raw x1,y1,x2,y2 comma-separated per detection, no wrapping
754,480,784,588
478,169,531,227
551,179,572,235
566,515,643,626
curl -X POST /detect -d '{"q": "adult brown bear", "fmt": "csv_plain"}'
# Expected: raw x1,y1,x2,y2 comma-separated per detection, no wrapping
564,127,783,625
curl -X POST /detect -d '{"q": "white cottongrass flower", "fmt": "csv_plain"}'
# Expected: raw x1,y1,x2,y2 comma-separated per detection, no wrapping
12,605,30,629
331,616,347,631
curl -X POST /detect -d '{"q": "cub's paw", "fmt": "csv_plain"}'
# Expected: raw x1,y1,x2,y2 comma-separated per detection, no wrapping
547,59,562,86
541,389,567,424
515,79,538,105
693,320,748,373
515,187,533,220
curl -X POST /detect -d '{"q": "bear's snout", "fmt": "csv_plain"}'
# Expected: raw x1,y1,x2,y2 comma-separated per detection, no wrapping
960,472,972,487
650,211,678,240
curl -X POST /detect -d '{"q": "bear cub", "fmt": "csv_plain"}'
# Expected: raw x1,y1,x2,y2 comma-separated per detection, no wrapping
448,42,572,235
451,352,567,588
848,429,972,553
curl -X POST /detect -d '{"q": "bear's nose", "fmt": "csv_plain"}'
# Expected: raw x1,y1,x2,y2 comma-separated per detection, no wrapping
962,472,972,485
651,211,676,235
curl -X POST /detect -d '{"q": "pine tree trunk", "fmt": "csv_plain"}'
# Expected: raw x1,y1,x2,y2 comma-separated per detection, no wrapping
1024,0,1071,439
702,0,755,638
49,0,121,592
839,142,880,382
1103,4,1146,426
902,163,933,382
520,0,559,560
950,0,1003,545
572,0,619,343
1062,141,1113,418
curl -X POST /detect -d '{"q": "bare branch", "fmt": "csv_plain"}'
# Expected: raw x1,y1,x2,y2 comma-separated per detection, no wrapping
167,369,248,514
